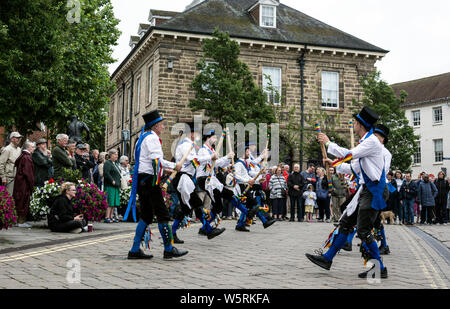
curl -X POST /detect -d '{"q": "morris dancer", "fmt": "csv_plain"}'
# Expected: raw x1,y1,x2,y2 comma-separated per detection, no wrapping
305,106,389,279
233,143,276,232
126,110,188,260
171,123,225,243
197,130,235,235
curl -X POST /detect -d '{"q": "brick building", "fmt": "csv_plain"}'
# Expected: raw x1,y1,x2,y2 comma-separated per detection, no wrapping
107,0,388,164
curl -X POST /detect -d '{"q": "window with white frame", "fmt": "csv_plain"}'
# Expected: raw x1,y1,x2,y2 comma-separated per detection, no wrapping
433,106,442,124
262,66,282,105
148,66,153,105
434,139,443,162
321,71,339,108
260,5,276,28
412,110,420,126
413,141,421,165
135,77,141,114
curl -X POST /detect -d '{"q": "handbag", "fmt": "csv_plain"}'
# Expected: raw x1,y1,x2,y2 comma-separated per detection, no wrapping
276,177,287,198
112,162,129,190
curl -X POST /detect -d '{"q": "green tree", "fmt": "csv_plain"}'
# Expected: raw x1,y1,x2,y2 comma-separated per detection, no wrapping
189,29,276,126
0,0,120,150
352,71,419,171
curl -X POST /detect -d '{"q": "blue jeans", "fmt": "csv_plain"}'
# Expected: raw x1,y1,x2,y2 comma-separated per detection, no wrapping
290,195,303,220
222,199,234,217
403,199,414,223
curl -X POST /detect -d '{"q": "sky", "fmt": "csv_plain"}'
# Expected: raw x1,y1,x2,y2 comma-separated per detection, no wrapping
108,0,450,85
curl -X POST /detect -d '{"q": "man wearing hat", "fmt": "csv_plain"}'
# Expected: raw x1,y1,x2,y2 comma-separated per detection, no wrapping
373,124,392,255
306,106,390,279
196,129,234,236
75,143,95,182
126,110,188,260
342,123,393,253
171,122,225,243
32,139,53,187
0,132,23,193
233,143,276,232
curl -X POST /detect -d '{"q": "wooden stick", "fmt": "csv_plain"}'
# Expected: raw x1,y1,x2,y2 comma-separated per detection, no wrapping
162,141,194,191
349,121,355,149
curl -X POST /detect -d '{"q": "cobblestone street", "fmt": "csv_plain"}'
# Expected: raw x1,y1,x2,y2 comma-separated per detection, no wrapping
0,220,448,289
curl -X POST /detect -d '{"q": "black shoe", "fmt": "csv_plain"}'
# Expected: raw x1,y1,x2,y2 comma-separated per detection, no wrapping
378,245,390,255
298,218,303,222
235,225,250,232
305,253,332,270
198,228,207,236
173,233,184,244
342,242,352,252
163,247,188,259
207,227,226,239
128,249,154,260
289,218,295,222
358,265,388,279
247,207,259,220
263,218,276,229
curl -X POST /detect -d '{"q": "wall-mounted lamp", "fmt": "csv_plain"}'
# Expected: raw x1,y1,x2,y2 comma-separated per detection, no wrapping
168,57,174,70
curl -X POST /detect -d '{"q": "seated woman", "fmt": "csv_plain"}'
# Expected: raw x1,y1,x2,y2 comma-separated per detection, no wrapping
48,182,87,233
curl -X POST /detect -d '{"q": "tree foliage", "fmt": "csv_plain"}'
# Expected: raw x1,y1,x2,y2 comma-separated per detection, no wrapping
189,29,276,126
352,72,419,172
0,0,120,150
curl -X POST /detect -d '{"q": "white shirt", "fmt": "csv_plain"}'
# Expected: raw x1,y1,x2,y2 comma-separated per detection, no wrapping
175,138,211,176
196,143,230,178
138,131,175,175
328,132,384,184
234,158,252,184
382,146,392,181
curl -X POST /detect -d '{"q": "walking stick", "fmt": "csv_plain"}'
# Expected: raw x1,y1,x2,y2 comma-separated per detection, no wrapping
162,142,194,191
315,122,332,192
206,130,227,184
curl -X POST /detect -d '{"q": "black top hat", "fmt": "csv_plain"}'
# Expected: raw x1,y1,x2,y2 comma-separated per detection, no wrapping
353,106,379,130
142,110,163,128
374,124,390,145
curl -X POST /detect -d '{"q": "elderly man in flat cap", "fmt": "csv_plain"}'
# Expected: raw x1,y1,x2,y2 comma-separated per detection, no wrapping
0,132,23,193
32,139,53,188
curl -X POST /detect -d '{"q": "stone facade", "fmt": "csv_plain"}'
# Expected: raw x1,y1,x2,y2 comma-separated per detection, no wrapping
107,33,380,165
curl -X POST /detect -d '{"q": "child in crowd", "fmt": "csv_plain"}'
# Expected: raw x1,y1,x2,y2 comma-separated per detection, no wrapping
303,184,317,222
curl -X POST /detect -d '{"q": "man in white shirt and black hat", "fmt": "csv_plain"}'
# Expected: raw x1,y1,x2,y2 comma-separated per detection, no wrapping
305,106,390,279
126,110,188,260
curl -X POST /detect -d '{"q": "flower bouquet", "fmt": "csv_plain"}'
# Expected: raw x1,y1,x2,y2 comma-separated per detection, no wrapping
0,186,17,230
29,179,61,221
72,180,108,222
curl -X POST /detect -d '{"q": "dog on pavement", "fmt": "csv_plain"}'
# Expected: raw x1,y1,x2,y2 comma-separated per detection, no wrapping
380,211,395,224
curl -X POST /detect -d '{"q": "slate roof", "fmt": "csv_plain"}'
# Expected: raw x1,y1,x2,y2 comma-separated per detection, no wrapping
154,0,387,53
391,72,450,107
149,10,179,17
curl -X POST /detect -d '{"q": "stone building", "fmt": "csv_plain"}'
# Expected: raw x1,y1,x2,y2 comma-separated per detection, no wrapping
392,72,450,177
107,0,387,164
